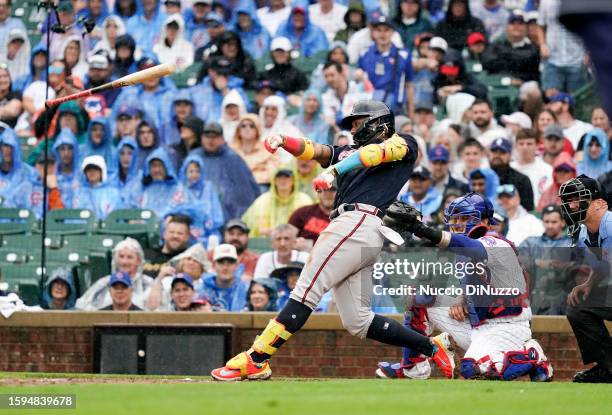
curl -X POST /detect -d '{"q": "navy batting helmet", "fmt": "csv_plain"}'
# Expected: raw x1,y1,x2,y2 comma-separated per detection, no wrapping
340,100,395,146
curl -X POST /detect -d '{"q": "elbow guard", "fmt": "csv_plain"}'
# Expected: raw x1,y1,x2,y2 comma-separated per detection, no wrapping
357,134,408,168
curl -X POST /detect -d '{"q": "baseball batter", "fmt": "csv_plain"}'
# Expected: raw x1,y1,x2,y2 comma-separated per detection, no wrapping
377,194,554,381
211,100,455,381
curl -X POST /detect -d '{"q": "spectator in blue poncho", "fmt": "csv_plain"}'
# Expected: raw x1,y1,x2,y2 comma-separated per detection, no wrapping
287,89,332,145
276,5,329,58
109,137,140,194
125,147,190,218
577,128,612,179
230,3,271,60
160,89,195,147
51,127,80,206
134,118,162,170
0,127,33,201
190,121,260,220
112,57,176,129
178,154,225,244
71,155,123,220
183,0,212,50
125,0,167,55
80,117,118,176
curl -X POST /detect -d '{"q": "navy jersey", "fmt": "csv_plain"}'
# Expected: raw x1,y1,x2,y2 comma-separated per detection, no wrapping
328,133,418,211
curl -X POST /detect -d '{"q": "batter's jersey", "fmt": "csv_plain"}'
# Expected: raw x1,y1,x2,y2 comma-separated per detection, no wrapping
328,133,418,211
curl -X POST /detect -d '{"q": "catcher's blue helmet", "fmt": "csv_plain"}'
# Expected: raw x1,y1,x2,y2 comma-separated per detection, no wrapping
444,192,497,237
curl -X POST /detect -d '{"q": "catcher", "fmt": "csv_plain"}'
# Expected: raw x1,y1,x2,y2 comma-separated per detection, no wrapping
377,193,554,381
211,100,455,381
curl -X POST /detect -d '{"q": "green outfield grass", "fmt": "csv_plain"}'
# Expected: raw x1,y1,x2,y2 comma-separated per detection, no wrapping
1,373,611,415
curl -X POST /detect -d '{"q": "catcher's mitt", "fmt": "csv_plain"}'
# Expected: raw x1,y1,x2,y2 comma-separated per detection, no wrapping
383,201,422,231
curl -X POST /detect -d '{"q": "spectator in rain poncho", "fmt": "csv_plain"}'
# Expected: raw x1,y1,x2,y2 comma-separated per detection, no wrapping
219,89,247,145
276,5,329,58
190,121,261,220
112,34,139,78
109,137,140,191
134,119,161,170
112,56,176,130
71,155,123,220
126,147,190,218
91,15,127,60
577,128,612,179
259,95,303,163
190,57,248,125
287,89,332,145
167,115,202,172
230,4,271,60
4,28,31,81
40,267,77,310
125,0,167,55
13,45,47,91
114,0,139,24
77,0,110,28
153,13,194,71
177,154,225,244
51,127,81,206
230,113,281,188
76,238,154,310
80,117,119,177
0,127,33,201
205,31,257,90
242,167,313,237
160,89,195,147
59,35,89,81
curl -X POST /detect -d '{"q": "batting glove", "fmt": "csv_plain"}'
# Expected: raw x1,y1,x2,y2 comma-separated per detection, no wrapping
264,134,285,154
313,167,337,192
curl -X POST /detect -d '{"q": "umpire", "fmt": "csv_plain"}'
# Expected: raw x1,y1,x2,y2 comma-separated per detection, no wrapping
559,175,612,383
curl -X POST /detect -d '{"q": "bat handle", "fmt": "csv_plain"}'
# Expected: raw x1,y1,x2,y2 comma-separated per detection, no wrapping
45,89,93,108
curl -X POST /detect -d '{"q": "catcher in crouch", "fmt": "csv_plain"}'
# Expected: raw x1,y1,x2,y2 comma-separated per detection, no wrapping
211,100,455,381
377,193,553,381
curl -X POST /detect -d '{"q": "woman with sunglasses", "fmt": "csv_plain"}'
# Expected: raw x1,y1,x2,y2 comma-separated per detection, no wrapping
230,113,280,191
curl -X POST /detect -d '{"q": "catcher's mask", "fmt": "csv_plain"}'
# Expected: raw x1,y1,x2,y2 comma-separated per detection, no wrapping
444,192,497,238
340,100,395,147
559,175,604,236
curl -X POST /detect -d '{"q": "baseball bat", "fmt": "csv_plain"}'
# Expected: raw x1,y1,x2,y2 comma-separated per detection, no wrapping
45,62,176,108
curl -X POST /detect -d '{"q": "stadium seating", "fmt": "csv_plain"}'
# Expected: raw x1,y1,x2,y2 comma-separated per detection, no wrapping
99,209,160,248
0,208,38,235
42,209,98,236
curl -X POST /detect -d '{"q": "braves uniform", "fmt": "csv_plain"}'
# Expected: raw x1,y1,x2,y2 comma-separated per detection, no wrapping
291,135,419,337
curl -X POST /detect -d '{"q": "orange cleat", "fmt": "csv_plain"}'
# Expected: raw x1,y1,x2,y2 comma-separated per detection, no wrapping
431,332,455,379
211,350,272,382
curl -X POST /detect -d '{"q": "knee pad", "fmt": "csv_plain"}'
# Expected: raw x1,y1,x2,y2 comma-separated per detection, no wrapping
460,358,477,379
341,307,374,339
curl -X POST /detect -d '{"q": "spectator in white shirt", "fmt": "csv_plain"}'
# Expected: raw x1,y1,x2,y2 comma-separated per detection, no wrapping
510,128,553,207
253,224,309,279
308,0,348,44
497,184,544,246
257,0,291,36
545,92,592,149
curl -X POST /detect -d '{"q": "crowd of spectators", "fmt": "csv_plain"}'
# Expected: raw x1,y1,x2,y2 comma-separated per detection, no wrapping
0,0,610,315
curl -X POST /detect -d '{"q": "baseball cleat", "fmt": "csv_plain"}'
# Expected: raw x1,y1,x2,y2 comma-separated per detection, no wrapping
403,360,432,379
525,339,553,382
375,362,405,379
211,350,272,382
431,332,455,379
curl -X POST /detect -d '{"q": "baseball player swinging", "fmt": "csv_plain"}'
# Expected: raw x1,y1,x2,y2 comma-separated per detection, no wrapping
211,100,455,381
375,193,554,381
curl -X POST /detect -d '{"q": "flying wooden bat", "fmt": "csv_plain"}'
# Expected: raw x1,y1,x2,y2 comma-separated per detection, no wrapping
45,62,176,108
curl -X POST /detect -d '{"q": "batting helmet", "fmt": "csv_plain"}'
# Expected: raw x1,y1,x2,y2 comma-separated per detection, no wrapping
444,192,497,238
340,100,395,146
